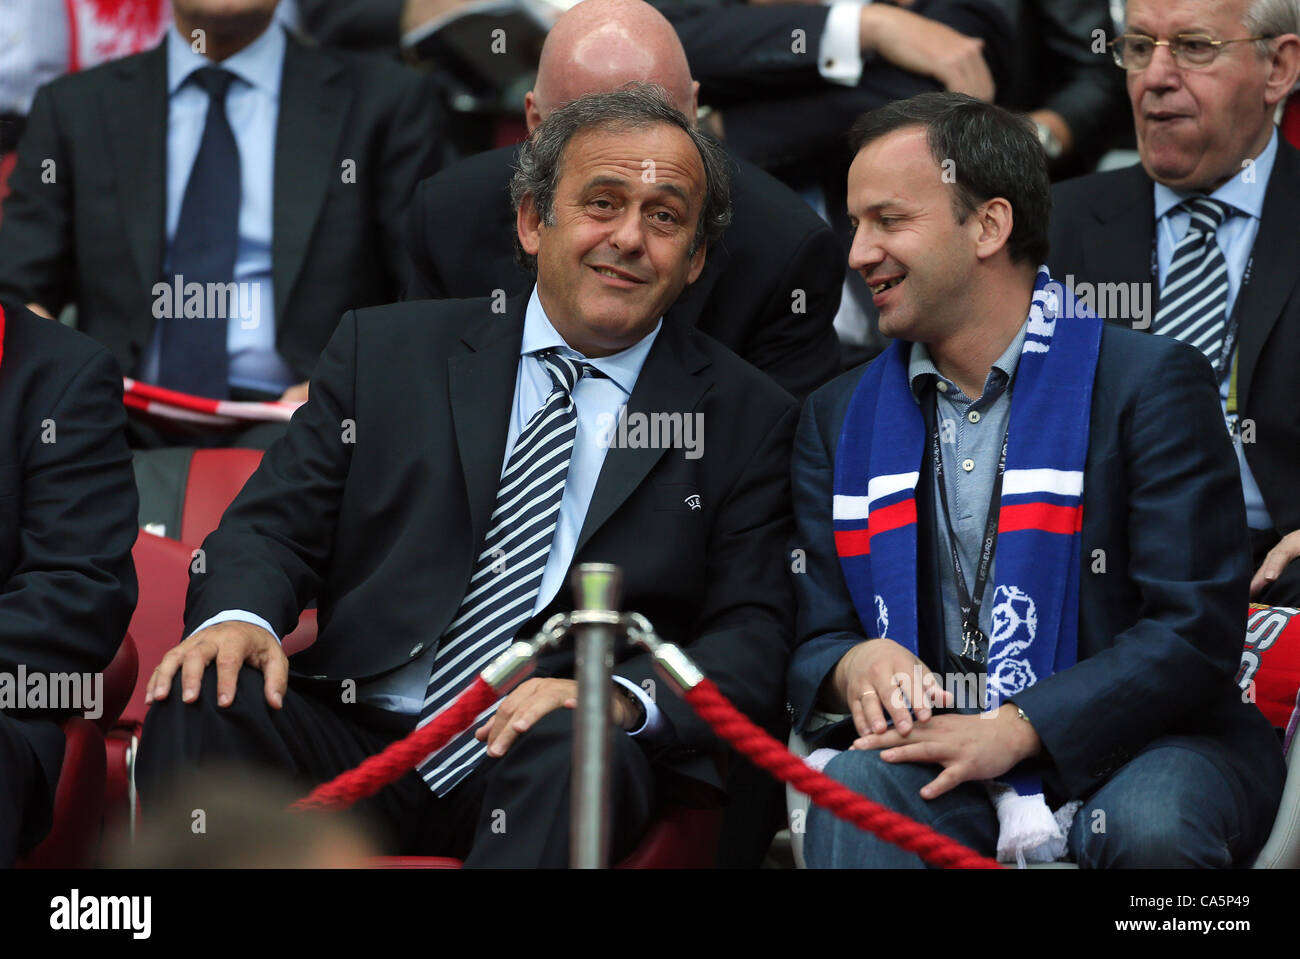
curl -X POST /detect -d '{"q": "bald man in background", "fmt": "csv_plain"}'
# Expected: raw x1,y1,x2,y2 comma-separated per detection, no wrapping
403,0,844,401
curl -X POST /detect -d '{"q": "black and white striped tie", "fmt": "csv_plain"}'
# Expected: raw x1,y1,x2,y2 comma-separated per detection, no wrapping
1154,197,1234,375
417,350,598,795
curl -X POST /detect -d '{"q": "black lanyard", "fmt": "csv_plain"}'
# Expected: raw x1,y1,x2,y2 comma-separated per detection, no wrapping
930,391,1008,666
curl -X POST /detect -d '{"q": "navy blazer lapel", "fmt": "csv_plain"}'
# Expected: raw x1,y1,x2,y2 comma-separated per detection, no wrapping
272,36,349,328
574,320,711,556
448,297,527,554
107,43,167,338
1236,141,1300,407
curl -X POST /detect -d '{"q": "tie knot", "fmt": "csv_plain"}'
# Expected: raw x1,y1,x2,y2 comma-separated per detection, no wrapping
1183,196,1233,234
190,67,236,102
537,350,599,395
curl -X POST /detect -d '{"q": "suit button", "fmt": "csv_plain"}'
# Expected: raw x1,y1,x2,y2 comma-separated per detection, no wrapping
410,643,424,658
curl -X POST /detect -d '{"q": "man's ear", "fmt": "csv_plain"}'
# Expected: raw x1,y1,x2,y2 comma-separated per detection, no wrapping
686,239,707,284
1265,34,1300,108
524,91,543,134
690,80,700,120
973,197,1014,262
518,193,542,257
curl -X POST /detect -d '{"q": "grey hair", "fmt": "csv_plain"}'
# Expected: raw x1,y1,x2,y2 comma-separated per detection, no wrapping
1243,0,1299,56
508,83,732,272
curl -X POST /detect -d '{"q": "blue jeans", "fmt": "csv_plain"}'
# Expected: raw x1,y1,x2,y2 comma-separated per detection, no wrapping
804,735,1262,868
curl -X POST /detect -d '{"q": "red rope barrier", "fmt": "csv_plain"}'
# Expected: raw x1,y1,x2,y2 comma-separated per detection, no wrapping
290,669,999,868
684,679,1001,869
291,677,498,811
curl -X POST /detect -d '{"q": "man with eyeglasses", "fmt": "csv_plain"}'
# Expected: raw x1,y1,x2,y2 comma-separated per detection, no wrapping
1050,0,1300,608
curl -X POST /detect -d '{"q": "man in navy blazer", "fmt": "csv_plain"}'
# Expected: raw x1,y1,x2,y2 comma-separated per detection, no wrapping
788,94,1284,867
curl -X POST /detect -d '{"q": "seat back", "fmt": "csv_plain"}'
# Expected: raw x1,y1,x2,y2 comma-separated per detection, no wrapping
97,632,139,733
180,447,264,545
16,718,107,868
123,531,197,729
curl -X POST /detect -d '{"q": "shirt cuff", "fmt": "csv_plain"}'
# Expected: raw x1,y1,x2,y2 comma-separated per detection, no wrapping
819,1,869,87
187,609,282,644
613,674,668,743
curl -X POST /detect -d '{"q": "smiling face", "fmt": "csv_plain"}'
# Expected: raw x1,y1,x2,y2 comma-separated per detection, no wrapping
518,122,707,356
846,127,983,344
1126,0,1281,191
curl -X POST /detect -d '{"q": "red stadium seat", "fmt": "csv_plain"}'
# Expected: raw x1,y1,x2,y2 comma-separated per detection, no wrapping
18,633,139,868
110,530,319,834
180,447,265,545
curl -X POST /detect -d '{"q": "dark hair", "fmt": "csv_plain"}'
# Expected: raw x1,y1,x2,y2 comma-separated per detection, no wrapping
847,92,1051,267
509,83,732,272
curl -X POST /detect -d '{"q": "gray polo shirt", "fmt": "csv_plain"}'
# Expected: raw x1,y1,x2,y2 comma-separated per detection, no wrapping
907,320,1029,672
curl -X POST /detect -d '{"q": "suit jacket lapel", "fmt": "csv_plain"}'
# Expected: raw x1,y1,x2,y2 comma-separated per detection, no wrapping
107,43,167,345
448,298,527,553
1236,141,1300,406
1083,164,1158,315
574,320,711,556
272,37,349,328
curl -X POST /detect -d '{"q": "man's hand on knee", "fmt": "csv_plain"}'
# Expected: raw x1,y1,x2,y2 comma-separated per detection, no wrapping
475,677,641,758
144,621,288,710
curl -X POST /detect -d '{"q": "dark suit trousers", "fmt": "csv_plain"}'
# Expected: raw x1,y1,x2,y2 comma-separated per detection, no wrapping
136,667,656,867
0,713,53,867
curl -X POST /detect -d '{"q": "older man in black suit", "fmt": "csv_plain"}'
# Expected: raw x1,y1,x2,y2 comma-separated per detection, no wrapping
0,302,139,867
405,0,844,400
1049,0,1300,607
137,85,797,867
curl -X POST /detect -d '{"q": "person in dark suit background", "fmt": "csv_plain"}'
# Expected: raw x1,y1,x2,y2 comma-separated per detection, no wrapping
136,85,798,867
1049,0,1300,607
0,0,442,445
787,94,1283,867
405,0,845,401
0,301,139,867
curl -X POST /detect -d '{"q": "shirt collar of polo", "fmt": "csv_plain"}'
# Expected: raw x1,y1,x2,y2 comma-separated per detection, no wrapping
908,315,1030,405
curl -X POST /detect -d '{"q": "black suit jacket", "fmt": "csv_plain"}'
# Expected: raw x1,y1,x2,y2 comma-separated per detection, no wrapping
0,303,139,808
1048,144,1300,544
403,144,843,400
185,294,799,794
0,27,442,382
659,0,1015,172
787,325,1284,815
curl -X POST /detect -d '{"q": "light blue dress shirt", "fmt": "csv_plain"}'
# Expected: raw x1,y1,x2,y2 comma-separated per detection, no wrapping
1153,128,1277,530
0,0,68,115
193,286,667,737
141,24,299,395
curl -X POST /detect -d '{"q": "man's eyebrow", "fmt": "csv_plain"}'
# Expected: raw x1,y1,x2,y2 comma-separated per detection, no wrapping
580,176,691,206
850,201,907,218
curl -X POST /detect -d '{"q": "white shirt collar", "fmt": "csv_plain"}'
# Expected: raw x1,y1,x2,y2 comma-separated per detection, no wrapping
520,286,662,396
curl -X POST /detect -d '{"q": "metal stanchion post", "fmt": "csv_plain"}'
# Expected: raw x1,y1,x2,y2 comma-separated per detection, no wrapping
569,563,622,868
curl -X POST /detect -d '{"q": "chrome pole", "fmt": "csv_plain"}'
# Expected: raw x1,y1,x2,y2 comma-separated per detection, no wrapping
569,562,622,868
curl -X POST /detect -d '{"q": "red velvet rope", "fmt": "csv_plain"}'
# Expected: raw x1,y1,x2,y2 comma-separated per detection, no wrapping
291,672,1000,867
684,679,1001,869
291,677,498,811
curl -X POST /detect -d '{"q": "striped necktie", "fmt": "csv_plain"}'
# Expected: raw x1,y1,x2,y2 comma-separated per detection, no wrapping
1154,196,1234,376
417,350,599,795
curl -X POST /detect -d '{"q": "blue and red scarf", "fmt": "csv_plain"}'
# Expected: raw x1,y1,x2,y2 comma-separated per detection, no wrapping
830,267,1102,863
